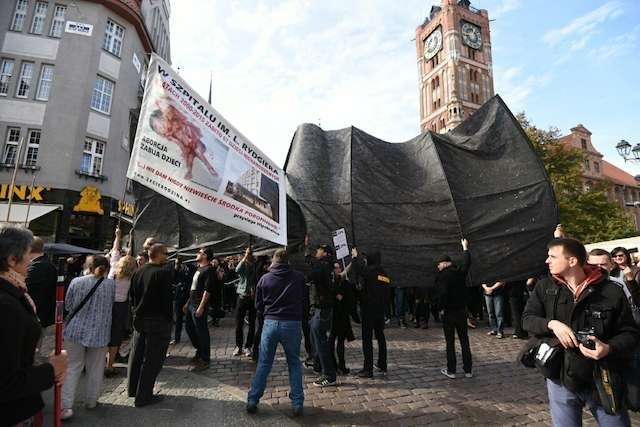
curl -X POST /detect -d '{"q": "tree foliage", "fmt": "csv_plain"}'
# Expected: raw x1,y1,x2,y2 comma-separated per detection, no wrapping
517,113,637,243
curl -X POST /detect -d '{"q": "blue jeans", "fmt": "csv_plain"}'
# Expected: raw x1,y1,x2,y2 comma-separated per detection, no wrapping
184,303,210,362
310,307,336,381
247,319,303,409
484,293,504,334
394,287,406,323
546,379,630,427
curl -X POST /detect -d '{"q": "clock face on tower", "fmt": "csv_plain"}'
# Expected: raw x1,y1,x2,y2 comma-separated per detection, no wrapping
423,27,442,60
461,21,482,50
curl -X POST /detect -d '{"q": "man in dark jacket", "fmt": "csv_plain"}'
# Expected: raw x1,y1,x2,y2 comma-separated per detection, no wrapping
25,237,57,328
308,244,337,386
350,248,390,378
523,238,639,426
128,243,173,407
436,238,472,379
247,248,305,417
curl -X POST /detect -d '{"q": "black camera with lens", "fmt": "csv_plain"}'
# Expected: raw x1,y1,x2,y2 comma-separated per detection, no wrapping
575,327,596,350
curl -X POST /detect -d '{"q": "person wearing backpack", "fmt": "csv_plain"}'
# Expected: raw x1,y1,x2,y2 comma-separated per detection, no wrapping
61,255,115,420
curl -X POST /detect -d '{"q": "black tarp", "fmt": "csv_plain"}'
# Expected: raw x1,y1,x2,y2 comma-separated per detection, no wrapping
131,188,307,256
284,95,558,286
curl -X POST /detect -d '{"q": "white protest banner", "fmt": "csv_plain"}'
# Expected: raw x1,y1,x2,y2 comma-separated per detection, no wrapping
332,228,349,260
127,54,287,245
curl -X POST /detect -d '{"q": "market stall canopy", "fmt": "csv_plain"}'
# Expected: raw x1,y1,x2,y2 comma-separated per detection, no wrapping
284,95,558,287
44,243,101,255
0,203,62,224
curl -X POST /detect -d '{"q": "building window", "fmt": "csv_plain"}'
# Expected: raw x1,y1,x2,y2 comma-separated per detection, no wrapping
594,161,600,173
581,138,587,150
584,159,590,171
81,138,105,175
90,76,114,114
36,64,54,100
10,0,29,32
3,128,21,165
0,59,15,96
103,19,125,57
30,1,49,35
16,62,34,98
24,129,40,166
49,4,66,37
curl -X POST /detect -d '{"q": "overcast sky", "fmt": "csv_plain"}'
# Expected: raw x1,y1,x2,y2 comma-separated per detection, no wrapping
169,0,640,172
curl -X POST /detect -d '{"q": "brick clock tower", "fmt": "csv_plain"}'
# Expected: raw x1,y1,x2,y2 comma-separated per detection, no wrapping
416,0,494,133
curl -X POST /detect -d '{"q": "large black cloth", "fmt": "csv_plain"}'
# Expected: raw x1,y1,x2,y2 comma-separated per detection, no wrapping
0,278,55,425
284,95,557,287
25,255,57,327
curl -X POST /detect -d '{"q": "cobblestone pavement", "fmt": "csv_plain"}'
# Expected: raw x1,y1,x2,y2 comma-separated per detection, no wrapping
41,317,639,426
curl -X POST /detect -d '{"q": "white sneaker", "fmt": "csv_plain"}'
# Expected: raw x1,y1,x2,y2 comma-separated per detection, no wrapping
464,372,473,378
61,408,74,420
232,347,242,356
440,368,456,379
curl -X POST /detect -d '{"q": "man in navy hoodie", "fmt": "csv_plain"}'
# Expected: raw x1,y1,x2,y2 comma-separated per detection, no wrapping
247,248,305,417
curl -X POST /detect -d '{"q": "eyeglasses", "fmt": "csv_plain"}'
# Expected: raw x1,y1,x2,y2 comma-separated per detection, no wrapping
613,254,626,259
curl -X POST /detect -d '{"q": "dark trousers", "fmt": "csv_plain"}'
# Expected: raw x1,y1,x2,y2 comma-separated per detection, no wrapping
302,307,313,359
235,295,256,349
329,334,347,370
361,310,387,372
310,307,336,381
184,304,211,362
173,299,187,342
252,313,264,362
509,283,528,337
442,308,472,374
127,318,171,405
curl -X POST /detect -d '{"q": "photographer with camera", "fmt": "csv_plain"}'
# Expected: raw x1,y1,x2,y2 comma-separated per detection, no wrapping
523,238,639,426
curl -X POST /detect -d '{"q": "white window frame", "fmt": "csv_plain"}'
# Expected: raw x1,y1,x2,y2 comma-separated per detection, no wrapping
49,4,66,37
16,62,34,98
3,128,21,165
90,76,114,114
0,59,15,96
103,19,125,57
36,64,54,100
11,0,29,32
81,138,105,176
30,1,49,35
24,129,40,167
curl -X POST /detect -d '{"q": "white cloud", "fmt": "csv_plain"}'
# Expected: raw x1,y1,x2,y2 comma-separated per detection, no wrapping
494,66,551,112
542,1,622,46
590,25,640,61
491,0,522,19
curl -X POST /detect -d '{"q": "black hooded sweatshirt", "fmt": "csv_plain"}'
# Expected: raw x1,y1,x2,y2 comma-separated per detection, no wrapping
435,250,471,311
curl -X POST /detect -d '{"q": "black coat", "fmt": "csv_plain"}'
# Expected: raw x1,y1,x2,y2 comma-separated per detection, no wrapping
435,251,470,311
523,268,640,393
331,278,355,341
0,278,55,425
25,255,58,327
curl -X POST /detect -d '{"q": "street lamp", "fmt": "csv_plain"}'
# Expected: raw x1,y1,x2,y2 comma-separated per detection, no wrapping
617,139,640,162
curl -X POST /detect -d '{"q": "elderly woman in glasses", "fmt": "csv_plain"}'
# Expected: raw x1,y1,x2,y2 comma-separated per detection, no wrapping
0,226,68,426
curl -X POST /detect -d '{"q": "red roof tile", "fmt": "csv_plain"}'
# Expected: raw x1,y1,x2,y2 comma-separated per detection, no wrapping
602,160,639,187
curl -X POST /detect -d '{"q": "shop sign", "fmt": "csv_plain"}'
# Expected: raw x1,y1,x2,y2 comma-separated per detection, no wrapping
73,186,104,215
0,184,49,201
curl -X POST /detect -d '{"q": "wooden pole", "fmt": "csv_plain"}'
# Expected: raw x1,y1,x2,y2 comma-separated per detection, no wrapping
117,178,129,228
5,137,24,223
24,174,37,227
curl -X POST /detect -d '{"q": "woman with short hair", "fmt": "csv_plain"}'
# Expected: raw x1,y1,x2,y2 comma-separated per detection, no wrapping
0,226,68,426
61,255,115,420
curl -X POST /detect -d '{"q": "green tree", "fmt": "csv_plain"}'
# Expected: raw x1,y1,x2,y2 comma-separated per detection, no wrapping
517,113,637,243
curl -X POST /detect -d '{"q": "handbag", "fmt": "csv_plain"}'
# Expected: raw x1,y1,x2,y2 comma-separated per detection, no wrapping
64,277,105,324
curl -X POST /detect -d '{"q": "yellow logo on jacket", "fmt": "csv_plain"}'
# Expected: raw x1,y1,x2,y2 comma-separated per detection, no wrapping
377,275,390,284
73,186,104,215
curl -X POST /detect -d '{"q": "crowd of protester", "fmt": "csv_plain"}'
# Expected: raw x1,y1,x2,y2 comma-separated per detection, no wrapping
1,222,639,425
